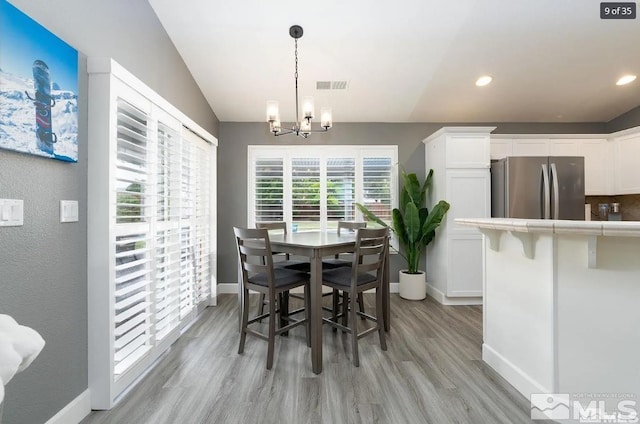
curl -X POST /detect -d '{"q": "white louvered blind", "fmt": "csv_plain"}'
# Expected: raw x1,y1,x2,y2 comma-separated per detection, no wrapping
362,157,394,223
248,146,398,241
193,134,211,304
154,123,181,342
254,158,284,222
292,158,321,230
179,138,196,319
326,157,356,231
88,59,217,410
114,99,152,376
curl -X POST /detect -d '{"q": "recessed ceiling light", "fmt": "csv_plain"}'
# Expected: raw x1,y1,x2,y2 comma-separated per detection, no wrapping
616,75,636,86
476,75,492,87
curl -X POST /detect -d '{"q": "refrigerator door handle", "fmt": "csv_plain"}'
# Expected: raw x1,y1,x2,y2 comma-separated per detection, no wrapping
550,162,560,220
541,164,550,219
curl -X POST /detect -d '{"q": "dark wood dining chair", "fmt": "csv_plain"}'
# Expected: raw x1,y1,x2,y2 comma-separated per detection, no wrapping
321,227,389,366
323,221,367,324
234,227,310,369
255,222,310,322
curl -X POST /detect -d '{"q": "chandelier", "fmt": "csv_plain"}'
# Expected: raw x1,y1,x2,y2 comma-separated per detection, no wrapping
266,25,332,138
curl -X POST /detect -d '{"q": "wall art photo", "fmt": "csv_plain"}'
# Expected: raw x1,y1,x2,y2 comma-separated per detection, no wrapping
0,0,78,162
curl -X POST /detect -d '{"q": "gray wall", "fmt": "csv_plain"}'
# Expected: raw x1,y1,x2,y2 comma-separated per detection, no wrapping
607,105,640,133
217,121,606,284
0,1,218,423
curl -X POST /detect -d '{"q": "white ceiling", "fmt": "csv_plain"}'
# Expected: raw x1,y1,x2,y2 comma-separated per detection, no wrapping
148,0,640,124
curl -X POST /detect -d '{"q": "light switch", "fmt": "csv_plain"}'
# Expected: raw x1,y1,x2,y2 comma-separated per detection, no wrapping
0,199,24,227
60,200,79,223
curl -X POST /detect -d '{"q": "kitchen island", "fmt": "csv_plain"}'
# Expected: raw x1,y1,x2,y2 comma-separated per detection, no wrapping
456,218,640,403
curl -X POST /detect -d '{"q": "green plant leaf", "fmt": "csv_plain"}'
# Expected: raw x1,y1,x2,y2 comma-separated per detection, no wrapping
356,203,389,229
402,170,422,207
420,200,450,248
404,202,420,243
392,208,408,247
420,169,434,206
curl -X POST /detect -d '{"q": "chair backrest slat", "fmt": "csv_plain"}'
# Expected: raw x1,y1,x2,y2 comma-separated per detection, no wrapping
337,221,366,236
234,226,276,289
351,227,389,289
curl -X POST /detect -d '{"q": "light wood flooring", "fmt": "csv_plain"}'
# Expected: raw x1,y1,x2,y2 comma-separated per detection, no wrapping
82,294,544,424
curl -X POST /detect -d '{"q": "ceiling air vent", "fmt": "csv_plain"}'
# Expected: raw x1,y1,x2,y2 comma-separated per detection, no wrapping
316,81,349,90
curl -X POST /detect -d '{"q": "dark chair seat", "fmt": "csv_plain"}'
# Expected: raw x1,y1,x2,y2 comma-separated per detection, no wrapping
322,267,377,287
249,268,310,288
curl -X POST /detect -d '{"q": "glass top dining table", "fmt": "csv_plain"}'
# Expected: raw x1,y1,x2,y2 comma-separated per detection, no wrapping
237,230,390,374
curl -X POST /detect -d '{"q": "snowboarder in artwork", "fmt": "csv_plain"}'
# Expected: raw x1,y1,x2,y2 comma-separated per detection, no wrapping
25,60,57,154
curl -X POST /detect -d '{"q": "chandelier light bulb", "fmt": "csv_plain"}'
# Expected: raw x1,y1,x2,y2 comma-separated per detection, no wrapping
321,107,332,129
475,75,493,87
266,100,279,122
302,96,315,120
616,75,637,86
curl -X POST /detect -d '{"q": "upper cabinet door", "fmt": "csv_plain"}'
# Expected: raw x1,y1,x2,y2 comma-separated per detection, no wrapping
614,134,640,195
511,139,550,156
445,135,491,168
576,139,611,196
490,139,513,160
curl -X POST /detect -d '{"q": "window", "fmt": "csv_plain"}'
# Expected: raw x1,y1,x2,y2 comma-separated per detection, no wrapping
248,145,398,236
88,59,217,409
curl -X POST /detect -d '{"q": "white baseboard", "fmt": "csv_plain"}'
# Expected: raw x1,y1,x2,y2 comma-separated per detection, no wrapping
482,343,549,399
45,389,91,424
217,282,400,295
426,283,483,305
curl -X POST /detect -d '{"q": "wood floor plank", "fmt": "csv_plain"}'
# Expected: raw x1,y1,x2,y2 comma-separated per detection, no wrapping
82,294,539,424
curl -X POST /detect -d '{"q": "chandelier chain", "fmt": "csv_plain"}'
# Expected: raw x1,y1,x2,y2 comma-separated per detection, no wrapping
294,38,299,129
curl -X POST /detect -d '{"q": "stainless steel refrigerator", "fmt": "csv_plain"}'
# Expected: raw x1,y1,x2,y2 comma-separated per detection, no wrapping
491,156,585,220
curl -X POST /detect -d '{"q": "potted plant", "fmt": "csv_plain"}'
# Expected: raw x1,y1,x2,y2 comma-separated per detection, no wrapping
356,169,450,300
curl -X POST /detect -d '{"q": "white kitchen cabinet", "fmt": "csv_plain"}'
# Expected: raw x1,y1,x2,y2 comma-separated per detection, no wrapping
549,139,579,156
511,138,550,156
614,132,640,194
490,139,512,160
576,139,612,195
491,136,614,195
423,127,494,305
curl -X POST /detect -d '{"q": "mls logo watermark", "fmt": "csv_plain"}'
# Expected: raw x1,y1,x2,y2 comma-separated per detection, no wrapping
531,394,571,420
531,393,638,423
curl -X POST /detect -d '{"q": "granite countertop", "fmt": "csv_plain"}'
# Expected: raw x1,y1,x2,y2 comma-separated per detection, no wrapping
455,218,640,237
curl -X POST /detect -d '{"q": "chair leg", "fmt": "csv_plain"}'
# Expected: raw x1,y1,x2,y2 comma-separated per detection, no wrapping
376,287,387,351
238,287,250,354
280,291,289,337
350,292,360,367
357,293,366,320
266,291,277,369
341,292,349,332
258,293,266,323
304,284,311,347
331,289,339,333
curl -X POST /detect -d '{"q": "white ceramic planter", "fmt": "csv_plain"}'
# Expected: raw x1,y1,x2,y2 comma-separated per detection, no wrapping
399,270,426,300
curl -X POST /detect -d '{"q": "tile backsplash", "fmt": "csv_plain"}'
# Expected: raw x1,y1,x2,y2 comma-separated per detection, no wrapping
585,194,640,221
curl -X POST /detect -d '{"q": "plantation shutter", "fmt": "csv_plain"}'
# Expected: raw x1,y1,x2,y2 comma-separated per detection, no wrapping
188,129,212,305
254,158,284,222
326,157,356,230
292,158,321,230
362,157,394,224
114,98,152,376
179,136,195,318
154,122,181,342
